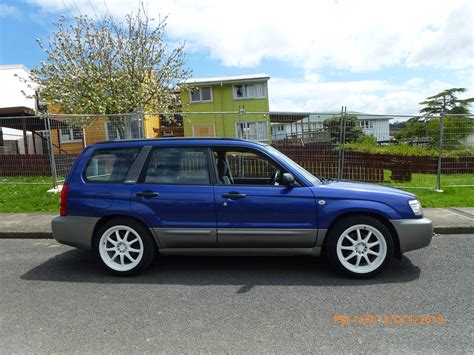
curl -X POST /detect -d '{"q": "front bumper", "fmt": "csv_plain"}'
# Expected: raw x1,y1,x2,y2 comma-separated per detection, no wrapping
390,217,433,253
52,216,99,250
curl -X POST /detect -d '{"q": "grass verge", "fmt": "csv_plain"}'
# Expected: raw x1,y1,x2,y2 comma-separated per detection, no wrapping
0,177,60,213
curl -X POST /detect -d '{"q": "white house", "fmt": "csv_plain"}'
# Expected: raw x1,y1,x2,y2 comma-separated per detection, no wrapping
0,64,36,109
0,64,41,154
271,111,391,142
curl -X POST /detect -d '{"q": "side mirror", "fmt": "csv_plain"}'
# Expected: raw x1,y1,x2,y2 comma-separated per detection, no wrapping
281,173,295,187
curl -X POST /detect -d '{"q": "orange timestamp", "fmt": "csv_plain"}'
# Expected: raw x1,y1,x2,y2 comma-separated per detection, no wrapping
332,313,445,325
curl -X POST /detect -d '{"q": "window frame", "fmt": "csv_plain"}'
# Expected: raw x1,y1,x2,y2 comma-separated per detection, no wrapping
210,146,303,188
59,127,83,143
189,86,213,103
83,146,141,184
137,146,215,186
232,82,267,100
359,120,374,129
235,121,269,142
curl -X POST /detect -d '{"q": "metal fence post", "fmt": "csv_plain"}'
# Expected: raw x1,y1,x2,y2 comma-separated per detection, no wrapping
239,107,245,139
138,110,145,139
44,114,59,189
337,106,347,180
435,112,445,192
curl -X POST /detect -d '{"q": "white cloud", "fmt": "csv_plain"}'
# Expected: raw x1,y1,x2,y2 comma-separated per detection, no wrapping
0,3,19,17
27,0,473,73
25,0,474,114
268,77,474,115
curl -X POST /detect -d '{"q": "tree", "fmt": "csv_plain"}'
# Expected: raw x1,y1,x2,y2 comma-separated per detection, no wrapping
396,88,474,149
419,88,474,117
30,3,190,137
323,115,364,144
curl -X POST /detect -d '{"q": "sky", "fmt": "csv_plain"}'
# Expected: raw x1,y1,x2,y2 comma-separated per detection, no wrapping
0,0,473,115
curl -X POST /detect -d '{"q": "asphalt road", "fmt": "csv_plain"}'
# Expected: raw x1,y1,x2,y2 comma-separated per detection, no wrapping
0,235,472,353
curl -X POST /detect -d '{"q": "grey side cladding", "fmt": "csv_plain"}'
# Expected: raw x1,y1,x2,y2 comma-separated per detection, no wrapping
151,228,217,248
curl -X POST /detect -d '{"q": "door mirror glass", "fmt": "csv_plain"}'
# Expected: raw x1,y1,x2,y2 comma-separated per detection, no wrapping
281,173,295,187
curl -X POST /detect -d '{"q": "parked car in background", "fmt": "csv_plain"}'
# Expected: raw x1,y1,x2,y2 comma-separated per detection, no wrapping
52,138,432,278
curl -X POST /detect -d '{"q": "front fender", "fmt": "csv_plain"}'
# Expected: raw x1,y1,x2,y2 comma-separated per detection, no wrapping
316,198,403,230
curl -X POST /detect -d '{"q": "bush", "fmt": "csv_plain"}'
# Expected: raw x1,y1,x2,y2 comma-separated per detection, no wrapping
345,137,474,157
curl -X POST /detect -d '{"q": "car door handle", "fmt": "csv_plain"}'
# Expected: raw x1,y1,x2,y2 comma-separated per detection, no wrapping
222,192,246,200
136,191,159,198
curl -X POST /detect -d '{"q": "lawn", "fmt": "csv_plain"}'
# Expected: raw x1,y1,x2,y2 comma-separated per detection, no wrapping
382,171,474,208
0,177,60,213
0,174,472,213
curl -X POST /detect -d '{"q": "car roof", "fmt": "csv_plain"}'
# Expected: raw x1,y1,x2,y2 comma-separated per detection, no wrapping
93,137,268,148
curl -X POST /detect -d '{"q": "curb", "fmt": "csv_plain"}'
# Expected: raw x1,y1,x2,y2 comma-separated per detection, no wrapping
433,227,474,235
0,227,472,239
0,232,53,239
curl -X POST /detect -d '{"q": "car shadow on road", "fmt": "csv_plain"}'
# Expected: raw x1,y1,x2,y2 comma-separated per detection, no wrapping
21,249,420,287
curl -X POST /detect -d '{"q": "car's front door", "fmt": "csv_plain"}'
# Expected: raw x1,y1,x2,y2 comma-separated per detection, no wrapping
212,148,318,248
131,146,217,248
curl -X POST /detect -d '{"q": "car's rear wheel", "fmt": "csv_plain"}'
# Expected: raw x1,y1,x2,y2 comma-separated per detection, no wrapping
95,218,156,275
326,215,393,278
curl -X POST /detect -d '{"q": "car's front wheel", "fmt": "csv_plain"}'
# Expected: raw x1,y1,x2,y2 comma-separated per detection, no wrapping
326,215,393,278
94,218,156,275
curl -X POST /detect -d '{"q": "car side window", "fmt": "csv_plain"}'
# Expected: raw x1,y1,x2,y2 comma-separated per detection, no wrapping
84,148,140,183
143,147,210,185
213,149,285,186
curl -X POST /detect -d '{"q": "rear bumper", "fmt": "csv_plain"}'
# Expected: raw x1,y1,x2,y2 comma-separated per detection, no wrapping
390,217,433,253
52,216,99,251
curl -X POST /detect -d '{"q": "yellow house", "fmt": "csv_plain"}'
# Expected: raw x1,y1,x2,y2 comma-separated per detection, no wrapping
180,73,271,142
47,103,160,154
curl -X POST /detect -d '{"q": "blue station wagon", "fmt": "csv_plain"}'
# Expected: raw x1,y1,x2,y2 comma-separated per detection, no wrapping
52,138,432,277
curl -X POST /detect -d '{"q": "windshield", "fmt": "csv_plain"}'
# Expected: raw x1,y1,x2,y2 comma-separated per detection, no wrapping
265,146,321,185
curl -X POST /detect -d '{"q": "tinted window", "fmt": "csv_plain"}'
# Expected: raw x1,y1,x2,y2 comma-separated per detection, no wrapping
84,148,139,183
144,147,210,185
213,149,286,186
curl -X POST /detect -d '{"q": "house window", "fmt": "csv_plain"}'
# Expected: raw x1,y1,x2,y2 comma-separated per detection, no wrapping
105,120,141,141
60,127,83,143
359,120,374,129
192,124,216,137
236,121,268,142
190,87,212,102
233,83,266,99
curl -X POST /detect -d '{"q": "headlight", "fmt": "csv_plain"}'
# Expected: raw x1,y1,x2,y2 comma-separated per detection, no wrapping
408,199,423,216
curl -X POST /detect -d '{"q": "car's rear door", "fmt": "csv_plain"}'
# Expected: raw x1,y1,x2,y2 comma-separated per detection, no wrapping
130,146,217,248
212,147,318,248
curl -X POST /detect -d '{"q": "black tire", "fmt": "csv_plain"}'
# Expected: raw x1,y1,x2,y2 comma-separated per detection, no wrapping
94,217,157,276
326,215,393,278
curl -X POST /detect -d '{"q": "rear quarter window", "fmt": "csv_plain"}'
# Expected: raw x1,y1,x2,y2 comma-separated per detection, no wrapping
84,147,140,183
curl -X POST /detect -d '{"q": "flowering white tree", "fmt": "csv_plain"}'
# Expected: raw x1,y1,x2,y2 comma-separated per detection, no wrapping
31,4,190,136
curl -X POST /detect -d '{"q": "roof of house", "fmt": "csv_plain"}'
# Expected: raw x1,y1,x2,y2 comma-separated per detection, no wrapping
308,111,392,122
181,73,270,86
0,64,31,72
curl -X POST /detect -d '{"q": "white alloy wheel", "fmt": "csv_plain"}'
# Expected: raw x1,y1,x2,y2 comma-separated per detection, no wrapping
98,225,144,272
336,224,387,274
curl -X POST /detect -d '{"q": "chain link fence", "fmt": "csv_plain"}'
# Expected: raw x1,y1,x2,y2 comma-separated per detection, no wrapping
0,109,472,191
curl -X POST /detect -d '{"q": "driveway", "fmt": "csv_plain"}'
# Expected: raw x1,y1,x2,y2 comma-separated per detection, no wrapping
0,235,472,353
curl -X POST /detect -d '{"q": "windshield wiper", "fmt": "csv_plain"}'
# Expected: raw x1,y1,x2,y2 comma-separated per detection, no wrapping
317,176,335,184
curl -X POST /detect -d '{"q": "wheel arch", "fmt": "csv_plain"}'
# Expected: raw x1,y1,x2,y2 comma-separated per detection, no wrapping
322,211,401,258
91,214,159,250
